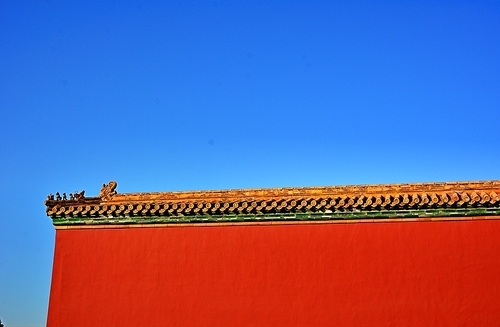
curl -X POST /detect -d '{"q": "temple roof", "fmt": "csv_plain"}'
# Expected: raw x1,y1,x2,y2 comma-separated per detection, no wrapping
44,180,500,226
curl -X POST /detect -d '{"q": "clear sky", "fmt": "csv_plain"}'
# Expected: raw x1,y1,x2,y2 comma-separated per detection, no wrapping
0,0,499,325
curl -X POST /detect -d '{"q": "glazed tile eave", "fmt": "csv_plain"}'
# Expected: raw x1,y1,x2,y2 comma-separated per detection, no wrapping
44,180,500,225
49,208,500,226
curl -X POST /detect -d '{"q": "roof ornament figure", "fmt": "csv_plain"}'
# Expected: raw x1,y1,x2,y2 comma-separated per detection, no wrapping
99,181,117,201
73,190,85,200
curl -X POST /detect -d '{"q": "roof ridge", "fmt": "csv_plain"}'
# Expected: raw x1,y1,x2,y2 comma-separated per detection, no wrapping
44,180,500,225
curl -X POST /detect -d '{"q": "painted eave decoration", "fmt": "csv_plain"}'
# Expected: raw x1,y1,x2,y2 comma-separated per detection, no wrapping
44,180,500,226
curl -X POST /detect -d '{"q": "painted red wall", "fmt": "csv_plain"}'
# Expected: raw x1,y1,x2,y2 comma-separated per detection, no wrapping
47,219,500,326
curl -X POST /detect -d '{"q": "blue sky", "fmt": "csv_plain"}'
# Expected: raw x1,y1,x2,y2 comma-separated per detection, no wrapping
1,0,499,325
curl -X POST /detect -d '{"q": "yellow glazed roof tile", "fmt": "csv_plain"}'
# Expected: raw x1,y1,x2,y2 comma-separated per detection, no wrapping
45,180,500,220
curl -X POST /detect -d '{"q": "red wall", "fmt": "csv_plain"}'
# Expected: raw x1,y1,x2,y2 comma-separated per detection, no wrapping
48,219,500,326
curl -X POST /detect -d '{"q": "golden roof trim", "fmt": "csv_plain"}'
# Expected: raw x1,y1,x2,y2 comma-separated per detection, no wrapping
44,180,500,219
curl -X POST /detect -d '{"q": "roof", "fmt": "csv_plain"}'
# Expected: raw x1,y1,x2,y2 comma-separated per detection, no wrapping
44,180,500,226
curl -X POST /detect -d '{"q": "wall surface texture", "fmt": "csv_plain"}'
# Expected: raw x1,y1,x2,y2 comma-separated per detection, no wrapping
47,219,500,326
